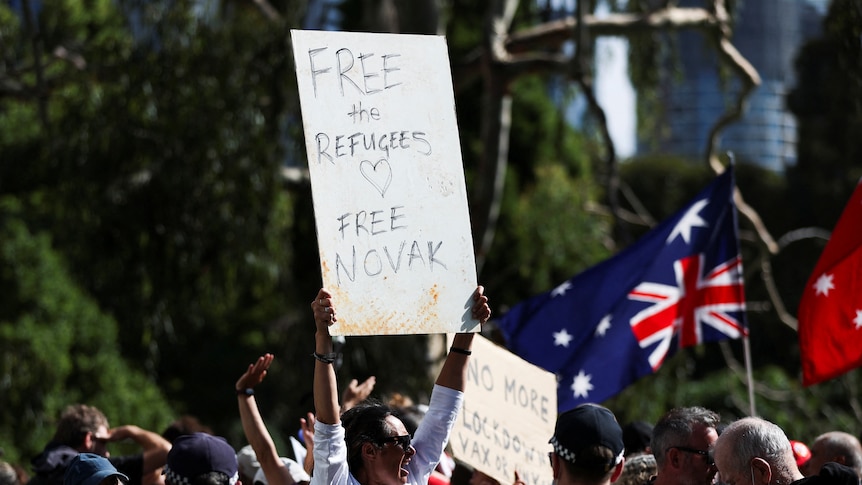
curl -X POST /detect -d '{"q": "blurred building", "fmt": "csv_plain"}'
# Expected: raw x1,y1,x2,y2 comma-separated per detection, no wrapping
642,0,826,171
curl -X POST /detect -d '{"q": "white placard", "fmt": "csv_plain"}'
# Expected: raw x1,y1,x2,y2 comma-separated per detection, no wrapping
450,335,557,485
291,30,478,336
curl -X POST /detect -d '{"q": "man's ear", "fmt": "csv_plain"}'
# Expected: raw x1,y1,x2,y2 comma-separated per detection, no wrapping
362,442,379,461
79,432,94,452
610,457,626,483
751,457,772,485
667,448,682,470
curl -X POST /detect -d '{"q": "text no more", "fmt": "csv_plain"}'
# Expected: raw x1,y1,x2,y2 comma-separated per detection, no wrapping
455,355,554,485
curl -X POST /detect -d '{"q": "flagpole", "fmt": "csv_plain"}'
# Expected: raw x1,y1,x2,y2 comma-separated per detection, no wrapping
742,335,756,416
726,151,756,417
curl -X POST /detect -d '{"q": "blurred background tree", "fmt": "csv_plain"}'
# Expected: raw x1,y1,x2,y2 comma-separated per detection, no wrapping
1,0,861,472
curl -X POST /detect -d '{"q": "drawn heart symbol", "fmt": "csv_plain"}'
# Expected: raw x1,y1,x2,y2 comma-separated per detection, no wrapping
360,158,393,198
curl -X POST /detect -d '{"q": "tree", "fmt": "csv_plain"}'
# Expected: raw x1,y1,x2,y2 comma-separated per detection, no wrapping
1,0,304,443
0,196,174,464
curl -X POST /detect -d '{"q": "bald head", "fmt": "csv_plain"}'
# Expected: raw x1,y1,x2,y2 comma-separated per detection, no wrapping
714,417,802,485
803,431,862,478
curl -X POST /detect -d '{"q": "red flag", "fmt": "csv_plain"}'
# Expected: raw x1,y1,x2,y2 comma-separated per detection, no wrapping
798,180,862,386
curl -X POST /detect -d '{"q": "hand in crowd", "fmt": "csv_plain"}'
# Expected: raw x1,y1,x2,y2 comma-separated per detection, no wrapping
299,412,315,475
105,425,143,442
236,353,275,391
312,289,336,333
512,470,525,485
341,376,376,413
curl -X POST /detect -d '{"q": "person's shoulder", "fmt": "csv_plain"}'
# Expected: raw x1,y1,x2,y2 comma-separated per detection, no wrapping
791,463,859,485
816,462,859,485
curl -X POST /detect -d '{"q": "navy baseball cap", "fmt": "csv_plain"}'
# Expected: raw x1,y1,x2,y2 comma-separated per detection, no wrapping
64,453,129,485
164,433,238,485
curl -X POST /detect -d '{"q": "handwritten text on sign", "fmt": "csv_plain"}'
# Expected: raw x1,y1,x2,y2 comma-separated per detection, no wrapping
451,336,556,485
291,30,478,336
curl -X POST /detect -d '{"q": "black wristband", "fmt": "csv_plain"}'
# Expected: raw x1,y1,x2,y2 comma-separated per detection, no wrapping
449,346,472,356
312,351,338,364
236,388,254,397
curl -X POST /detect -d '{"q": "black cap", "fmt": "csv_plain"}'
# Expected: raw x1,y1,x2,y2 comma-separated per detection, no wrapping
549,404,625,470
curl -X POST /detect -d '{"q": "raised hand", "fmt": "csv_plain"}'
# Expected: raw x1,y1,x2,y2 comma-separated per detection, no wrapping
236,353,274,391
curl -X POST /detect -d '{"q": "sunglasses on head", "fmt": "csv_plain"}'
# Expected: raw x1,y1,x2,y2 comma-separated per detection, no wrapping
378,434,412,452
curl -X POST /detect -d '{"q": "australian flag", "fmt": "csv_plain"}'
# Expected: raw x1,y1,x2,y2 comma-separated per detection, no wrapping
497,167,747,412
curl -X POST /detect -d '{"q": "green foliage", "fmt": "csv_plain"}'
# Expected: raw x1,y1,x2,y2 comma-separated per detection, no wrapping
2,0,307,450
509,164,611,294
476,75,612,305
0,197,173,465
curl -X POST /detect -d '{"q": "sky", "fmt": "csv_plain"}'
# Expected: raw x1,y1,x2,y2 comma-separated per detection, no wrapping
594,35,637,158
593,3,637,158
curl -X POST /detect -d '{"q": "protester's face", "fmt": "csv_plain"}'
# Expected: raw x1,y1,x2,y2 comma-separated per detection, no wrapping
372,416,415,485
676,424,719,485
91,425,111,457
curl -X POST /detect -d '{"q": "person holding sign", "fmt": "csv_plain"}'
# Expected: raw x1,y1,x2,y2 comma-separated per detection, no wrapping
309,286,491,485
547,404,626,485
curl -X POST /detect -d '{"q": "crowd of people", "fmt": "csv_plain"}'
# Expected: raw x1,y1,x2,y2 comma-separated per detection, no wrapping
2,286,861,485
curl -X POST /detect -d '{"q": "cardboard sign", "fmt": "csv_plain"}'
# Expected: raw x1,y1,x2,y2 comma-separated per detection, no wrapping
291,30,479,336
450,335,557,485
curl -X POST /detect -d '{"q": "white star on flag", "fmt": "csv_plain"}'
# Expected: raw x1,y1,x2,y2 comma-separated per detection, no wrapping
551,281,573,297
814,273,835,296
595,315,611,337
571,370,594,398
553,328,574,347
855,310,862,330
666,199,709,244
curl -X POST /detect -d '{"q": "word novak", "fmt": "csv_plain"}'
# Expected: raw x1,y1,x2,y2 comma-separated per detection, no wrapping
333,205,447,285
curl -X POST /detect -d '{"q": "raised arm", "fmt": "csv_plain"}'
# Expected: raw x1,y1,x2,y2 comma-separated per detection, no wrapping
106,425,171,474
236,354,296,485
312,288,340,425
435,286,491,391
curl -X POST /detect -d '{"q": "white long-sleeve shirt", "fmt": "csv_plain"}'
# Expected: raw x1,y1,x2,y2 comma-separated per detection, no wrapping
311,385,463,485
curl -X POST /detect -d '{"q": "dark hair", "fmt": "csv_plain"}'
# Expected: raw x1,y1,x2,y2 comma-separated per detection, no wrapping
651,407,720,468
53,405,109,447
623,421,653,456
390,406,423,437
162,415,213,443
341,401,398,473
559,445,617,484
